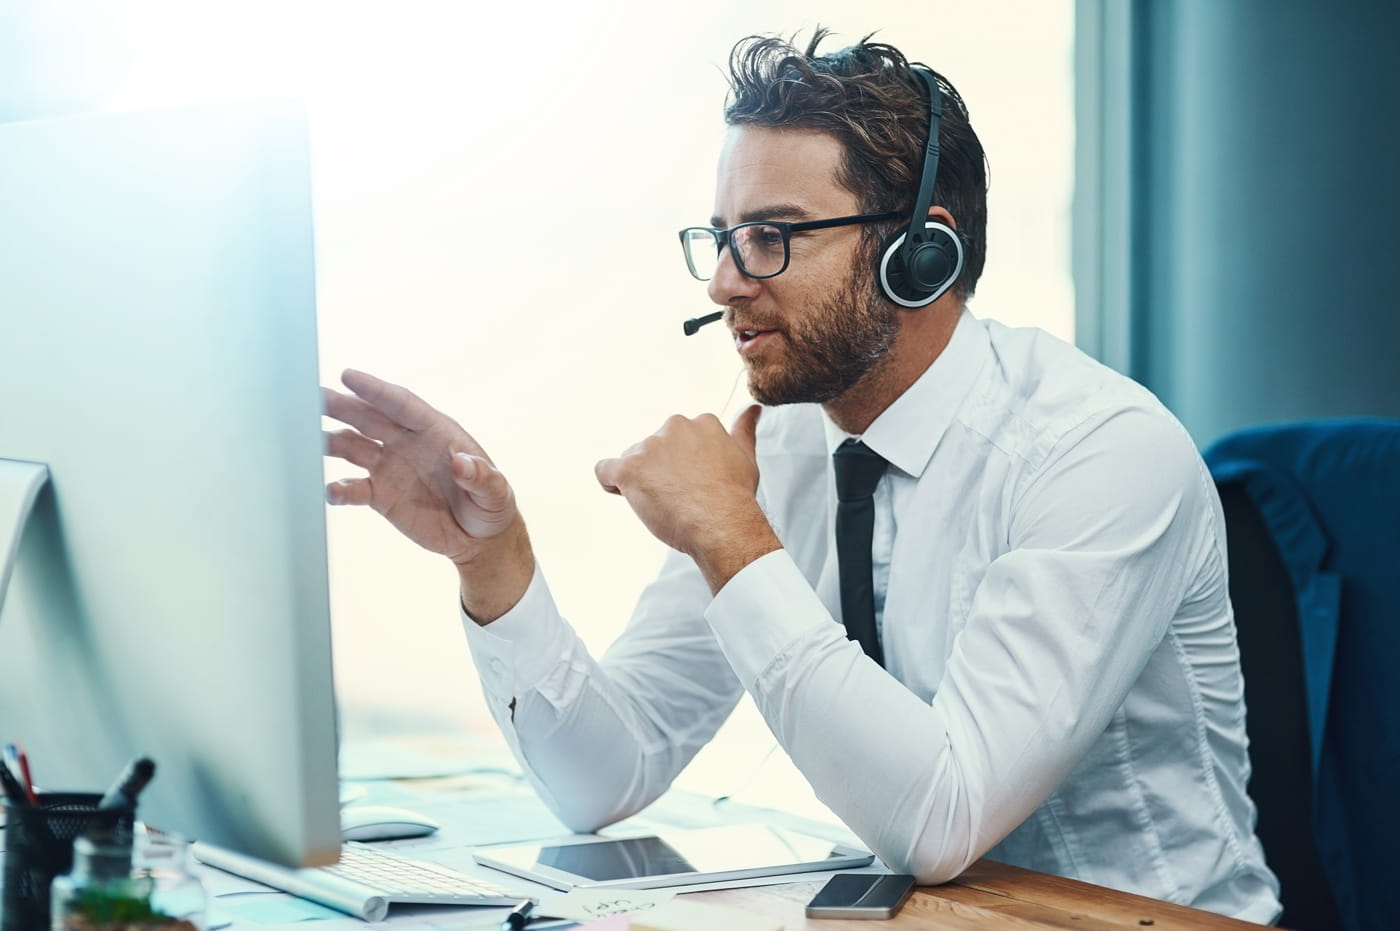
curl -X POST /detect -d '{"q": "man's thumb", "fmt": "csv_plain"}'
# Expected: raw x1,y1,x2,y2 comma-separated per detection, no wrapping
729,404,762,461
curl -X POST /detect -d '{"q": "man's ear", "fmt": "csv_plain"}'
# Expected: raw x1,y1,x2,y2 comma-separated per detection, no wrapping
926,206,957,229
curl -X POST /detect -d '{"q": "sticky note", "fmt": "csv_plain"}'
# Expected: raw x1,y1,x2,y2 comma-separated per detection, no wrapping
629,899,783,931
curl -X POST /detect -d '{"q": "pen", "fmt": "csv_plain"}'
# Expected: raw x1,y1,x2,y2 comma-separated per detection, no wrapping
3,743,38,806
500,898,535,931
0,749,31,807
97,757,156,810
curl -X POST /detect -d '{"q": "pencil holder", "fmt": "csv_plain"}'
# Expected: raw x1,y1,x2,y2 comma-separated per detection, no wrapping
1,792,132,931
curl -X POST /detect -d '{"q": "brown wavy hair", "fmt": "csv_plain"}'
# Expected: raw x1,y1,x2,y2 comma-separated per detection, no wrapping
723,29,988,300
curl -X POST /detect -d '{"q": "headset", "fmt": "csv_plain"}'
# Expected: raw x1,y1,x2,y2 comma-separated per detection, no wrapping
877,65,964,308
683,64,963,335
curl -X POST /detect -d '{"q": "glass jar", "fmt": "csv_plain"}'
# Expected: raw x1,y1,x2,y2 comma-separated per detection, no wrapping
51,830,206,930
131,831,206,929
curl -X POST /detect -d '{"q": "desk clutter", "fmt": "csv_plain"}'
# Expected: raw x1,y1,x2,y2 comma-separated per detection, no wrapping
2,790,135,930
3,735,836,929
1,747,206,931
196,745,835,928
491,910,779,931
192,776,819,928
2,732,1285,929
539,890,784,931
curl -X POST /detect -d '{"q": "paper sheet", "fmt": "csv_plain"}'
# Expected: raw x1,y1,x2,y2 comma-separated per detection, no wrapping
538,887,677,922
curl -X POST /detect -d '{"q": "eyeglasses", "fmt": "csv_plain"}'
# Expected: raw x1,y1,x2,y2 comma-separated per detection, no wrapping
678,211,902,281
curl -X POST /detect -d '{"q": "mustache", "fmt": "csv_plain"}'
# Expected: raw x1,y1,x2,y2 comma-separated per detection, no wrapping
725,309,785,332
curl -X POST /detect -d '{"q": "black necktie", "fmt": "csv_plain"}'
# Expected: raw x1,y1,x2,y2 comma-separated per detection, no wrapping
834,439,889,666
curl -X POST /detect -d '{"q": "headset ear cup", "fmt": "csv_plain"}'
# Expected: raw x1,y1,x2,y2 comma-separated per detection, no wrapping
877,230,911,303
908,239,954,291
876,221,964,309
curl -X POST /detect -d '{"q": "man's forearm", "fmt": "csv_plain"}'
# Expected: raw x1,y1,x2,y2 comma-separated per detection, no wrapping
458,516,535,624
462,549,742,834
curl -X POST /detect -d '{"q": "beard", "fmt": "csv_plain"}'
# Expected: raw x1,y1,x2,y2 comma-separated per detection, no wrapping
743,251,900,407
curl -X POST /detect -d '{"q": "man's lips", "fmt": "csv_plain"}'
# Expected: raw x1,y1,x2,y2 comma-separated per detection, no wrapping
734,327,779,353
735,326,774,341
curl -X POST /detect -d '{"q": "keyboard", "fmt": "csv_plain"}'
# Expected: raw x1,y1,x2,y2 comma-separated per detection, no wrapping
194,840,527,921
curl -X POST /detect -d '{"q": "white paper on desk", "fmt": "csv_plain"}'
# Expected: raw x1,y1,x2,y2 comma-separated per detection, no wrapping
380,786,572,850
340,735,519,780
538,887,677,921
201,867,276,897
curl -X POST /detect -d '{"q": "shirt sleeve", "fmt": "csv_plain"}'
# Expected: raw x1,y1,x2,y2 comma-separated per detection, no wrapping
461,548,744,831
705,407,1214,882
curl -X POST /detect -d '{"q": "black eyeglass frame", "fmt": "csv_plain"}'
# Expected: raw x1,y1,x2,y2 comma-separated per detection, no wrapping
678,211,903,281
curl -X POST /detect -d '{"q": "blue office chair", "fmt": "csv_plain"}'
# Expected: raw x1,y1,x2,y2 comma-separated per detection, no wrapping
1205,419,1400,931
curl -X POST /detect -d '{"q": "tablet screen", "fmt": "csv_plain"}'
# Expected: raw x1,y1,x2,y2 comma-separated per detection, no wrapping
473,824,873,889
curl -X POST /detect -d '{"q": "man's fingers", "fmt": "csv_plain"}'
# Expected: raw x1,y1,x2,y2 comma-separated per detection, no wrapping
323,387,402,442
594,457,624,495
595,438,648,496
729,404,762,461
326,477,372,506
341,368,440,433
452,453,515,512
324,428,382,470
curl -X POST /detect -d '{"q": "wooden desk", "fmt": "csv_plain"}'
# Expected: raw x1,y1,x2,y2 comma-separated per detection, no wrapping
699,860,1271,930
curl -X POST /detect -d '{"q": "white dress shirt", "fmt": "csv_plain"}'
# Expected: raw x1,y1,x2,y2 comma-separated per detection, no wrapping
462,311,1282,923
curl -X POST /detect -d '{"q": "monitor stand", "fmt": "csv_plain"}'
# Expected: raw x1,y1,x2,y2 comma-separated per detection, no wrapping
0,458,50,618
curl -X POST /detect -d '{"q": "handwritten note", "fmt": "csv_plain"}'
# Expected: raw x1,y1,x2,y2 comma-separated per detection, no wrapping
538,887,677,922
633,899,783,931
571,917,632,931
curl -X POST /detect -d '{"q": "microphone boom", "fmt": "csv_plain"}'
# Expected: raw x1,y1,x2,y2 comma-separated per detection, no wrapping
683,311,724,336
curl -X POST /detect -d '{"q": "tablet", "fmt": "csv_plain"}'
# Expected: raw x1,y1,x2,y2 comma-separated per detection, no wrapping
472,824,874,890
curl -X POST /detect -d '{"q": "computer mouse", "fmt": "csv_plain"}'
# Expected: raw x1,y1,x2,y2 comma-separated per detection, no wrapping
340,804,441,842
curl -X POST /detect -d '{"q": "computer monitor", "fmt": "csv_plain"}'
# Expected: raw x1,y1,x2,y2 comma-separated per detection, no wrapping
0,101,340,867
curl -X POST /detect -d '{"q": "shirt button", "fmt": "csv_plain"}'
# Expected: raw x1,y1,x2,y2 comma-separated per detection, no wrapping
489,658,507,678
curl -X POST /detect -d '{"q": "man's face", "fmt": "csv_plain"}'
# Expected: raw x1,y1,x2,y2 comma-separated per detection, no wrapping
707,126,898,407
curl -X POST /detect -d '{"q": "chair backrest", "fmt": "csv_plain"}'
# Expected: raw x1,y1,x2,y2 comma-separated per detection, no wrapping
1214,482,1340,931
1205,418,1400,931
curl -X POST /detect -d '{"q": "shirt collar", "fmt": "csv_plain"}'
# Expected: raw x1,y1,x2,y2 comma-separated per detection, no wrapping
822,308,988,478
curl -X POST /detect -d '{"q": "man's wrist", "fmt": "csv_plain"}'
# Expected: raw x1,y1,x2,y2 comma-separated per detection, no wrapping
457,516,535,624
688,505,783,595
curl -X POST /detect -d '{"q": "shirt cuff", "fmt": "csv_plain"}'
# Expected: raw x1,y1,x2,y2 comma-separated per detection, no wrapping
705,549,835,692
460,563,569,700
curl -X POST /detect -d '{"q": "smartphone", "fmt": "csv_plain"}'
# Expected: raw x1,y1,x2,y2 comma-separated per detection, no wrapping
805,872,917,919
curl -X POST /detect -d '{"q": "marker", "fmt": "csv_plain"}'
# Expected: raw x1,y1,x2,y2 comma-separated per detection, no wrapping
3,743,38,806
97,757,156,810
0,750,31,807
500,898,535,931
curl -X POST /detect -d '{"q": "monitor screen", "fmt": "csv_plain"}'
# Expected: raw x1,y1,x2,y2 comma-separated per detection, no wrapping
0,101,340,867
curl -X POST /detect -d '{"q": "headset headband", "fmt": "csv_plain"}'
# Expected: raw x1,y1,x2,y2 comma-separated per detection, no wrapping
906,66,943,244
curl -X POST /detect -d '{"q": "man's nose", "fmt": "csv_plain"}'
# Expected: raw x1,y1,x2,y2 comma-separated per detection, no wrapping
707,247,762,306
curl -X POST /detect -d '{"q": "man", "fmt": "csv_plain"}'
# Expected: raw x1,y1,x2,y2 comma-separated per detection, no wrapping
323,31,1281,922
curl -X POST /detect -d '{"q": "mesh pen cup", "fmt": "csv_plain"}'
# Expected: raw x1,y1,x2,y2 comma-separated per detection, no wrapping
1,792,133,931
